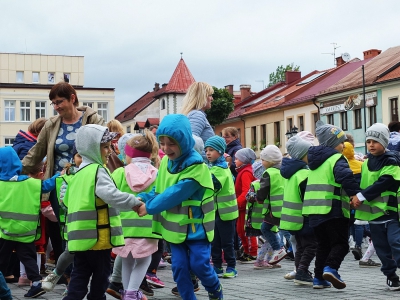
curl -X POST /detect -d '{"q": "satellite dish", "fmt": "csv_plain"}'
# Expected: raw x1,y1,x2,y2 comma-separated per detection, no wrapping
341,52,351,62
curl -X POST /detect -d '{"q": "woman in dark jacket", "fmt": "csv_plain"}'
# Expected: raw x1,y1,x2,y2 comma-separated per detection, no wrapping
222,127,243,178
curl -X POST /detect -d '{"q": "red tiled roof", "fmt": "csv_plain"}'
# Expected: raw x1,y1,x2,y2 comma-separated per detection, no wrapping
145,118,159,127
134,121,146,130
376,64,400,83
321,45,400,95
163,58,195,94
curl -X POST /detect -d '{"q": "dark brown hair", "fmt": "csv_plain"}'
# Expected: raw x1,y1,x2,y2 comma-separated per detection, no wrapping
49,82,79,106
28,118,47,137
388,121,400,132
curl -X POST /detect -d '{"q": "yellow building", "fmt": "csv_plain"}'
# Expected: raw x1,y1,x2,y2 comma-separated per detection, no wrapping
0,53,115,146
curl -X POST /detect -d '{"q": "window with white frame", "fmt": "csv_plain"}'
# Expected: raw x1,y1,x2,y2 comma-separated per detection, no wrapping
127,125,131,133
5,100,16,121
327,114,334,125
16,71,24,83
97,103,108,122
4,138,15,146
20,101,31,121
340,111,348,131
32,72,40,83
161,99,166,110
354,109,362,129
35,101,46,119
83,102,93,108
369,106,377,126
48,72,55,84
63,73,71,83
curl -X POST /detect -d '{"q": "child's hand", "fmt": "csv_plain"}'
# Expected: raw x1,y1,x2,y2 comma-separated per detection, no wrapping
137,203,148,217
60,169,66,175
350,195,362,209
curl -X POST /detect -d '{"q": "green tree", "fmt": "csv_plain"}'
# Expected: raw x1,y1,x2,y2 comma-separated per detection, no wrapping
268,63,300,87
205,86,234,127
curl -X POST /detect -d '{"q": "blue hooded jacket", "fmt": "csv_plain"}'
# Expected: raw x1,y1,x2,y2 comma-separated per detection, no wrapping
141,114,209,240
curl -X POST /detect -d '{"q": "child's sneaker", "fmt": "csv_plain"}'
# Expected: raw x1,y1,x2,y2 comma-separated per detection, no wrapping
171,278,200,296
359,259,381,268
41,272,62,291
223,267,237,278
268,248,287,265
158,258,167,269
254,260,273,270
239,253,256,264
208,284,223,300
18,275,31,286
294,269,313,285
213,266,224,278
284,270,296,279
106,281,123,299
313,278,332,289
322,266,346,289
24,282,46,298
387,274,400,291
146,273,165,288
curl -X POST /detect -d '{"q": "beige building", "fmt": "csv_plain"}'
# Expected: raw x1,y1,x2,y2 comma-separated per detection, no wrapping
0,53,115,146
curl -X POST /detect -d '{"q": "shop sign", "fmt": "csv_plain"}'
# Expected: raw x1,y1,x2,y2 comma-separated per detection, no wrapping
320,91,377,115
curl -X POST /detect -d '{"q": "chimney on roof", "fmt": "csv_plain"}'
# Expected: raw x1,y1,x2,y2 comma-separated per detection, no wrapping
240,85,251,100
285,71,301,85
336,56,346,67
154,83,160,91
225,85,234,95
162,83,168,88
363,49,382,60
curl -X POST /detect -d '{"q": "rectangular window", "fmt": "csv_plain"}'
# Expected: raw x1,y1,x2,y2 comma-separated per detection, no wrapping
327,114,334,125
4,138,15,146
20,101,31,122
251,126,257,148
311,112,318,134
16,71,24,83
298,116,304,131
287,117,293,131
4,100,15,121
354,109,362,129
63,73,70,83
35,101,46,119
127,125,131,133
340,111,348,131
97,103,108,122
274,121,281,146
260,124,266,146
32,72,40,83
83,102,93,108
391,98,398,122
369,106,377,126
48,72,55,84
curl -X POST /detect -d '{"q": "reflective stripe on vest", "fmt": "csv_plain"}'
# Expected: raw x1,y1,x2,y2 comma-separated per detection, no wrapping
303,153,350,218
0,178,41,243
280,168,309,231
261,168,284,218
154,157,215,243
210,166,238,221
111,167,160,239
65,164,124,251
355,162,400,221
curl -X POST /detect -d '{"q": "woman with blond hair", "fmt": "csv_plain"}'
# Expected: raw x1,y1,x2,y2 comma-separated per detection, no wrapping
181,82,215,144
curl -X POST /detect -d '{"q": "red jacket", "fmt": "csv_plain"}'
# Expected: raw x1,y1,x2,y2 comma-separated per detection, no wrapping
235,164,256,211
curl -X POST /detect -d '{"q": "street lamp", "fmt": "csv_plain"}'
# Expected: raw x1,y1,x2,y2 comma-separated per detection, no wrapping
291,125,298,136
285,126,298,140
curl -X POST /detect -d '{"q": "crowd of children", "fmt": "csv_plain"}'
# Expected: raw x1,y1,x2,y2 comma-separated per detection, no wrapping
3,114,400,300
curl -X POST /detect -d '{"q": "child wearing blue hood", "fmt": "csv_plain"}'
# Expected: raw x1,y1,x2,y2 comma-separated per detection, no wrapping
139,114,222,300
0,147,60,298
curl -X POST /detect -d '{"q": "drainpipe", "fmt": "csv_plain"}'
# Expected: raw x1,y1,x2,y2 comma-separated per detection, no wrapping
313,99,320,120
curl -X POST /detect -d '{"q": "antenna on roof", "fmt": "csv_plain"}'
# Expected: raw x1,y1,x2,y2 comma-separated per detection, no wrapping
322,42,341,66
180,52,183,59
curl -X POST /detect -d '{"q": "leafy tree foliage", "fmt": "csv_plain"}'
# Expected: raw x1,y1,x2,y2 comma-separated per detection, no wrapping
205,86,234,127
268,63,300,87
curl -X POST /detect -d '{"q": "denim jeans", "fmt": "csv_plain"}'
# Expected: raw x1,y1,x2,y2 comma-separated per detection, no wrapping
0,271,11,300
211,212,236,268
279,229,291,250
369,220,400,277
261,222,281,251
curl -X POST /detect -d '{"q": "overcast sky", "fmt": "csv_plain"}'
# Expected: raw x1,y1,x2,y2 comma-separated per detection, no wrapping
2,0,399,115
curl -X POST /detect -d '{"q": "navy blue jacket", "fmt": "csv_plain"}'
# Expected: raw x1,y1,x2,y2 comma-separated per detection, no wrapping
307,146,360,227
12,130,37,160
225,139,242,178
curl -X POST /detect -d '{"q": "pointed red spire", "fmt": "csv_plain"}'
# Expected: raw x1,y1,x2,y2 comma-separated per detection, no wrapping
164,58,195,93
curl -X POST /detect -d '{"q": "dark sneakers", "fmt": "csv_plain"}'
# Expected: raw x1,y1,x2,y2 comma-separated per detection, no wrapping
387,274,400,291
351,246,363,260
24,283,46,298
171,278,200,296
294,269,313,285
140,280,155,297
106,281,123,299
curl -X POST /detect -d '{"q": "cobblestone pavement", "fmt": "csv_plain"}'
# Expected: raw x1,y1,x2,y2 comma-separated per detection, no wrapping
7,250,395,299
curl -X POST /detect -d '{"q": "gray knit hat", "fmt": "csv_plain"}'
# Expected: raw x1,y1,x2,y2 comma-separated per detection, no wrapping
252,160,265,180
235,148,256,165
205,135,226,154
316,121,346,148
260,145,282,163
365,123,390,149
286,135,313,159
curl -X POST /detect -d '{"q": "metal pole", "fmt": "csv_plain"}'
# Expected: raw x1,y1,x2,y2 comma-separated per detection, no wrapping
362,65,367,154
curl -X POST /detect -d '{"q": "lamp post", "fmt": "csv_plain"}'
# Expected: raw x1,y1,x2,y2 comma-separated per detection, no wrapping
285,126,298,140
285,130,292,140
291,125,298,136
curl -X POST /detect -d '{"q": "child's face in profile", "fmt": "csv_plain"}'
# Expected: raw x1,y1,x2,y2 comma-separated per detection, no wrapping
334,142,344,153
261,159,273,169
234,157,244,168
159,136,181,160
367,139,385,156
205,147,221,163
74,153,83,167
100,142,112,164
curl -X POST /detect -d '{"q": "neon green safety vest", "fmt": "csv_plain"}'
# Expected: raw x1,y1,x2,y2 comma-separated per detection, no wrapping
355,162,400,221
64,164,124,251
56,175,73,241
302,153,350,218
246,180,279,232
210,166,238,221
280,168,309,231
111,167,161,239
261,168,284,218
0,178,41,243
152,158,215,244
